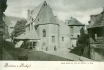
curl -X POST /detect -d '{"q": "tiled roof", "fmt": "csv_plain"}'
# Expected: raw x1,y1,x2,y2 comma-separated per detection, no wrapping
68,18,84,26
15,30,40,40
88,10,104,29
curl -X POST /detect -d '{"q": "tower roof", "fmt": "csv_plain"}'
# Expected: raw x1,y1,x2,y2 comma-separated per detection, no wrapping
68,18,84,26
31,1,57,24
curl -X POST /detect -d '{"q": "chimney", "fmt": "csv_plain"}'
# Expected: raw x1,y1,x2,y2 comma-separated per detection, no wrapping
27,9,30,21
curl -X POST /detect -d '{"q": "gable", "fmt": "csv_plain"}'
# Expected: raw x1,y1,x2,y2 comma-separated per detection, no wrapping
31,1,57,25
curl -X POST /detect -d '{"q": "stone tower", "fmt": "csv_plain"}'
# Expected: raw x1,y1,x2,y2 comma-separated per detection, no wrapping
31,1,59,51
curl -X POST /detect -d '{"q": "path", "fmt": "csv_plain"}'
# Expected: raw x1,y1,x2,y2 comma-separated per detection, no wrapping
44,48,93,61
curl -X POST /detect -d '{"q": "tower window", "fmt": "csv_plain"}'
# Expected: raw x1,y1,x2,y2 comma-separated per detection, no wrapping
43,29,46,37
62,37,64,41
52,36,55,42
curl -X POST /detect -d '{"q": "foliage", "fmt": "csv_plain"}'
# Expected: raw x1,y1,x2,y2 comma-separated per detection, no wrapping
12,19,27,37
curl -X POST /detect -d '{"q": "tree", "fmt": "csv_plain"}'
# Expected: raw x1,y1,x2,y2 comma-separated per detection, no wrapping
12,19,27,37
0,0,7,60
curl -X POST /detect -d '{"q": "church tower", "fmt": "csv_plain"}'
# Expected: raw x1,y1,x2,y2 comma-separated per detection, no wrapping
32,1,59,51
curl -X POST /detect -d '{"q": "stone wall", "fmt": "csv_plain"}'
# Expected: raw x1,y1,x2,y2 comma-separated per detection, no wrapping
90,44,104,61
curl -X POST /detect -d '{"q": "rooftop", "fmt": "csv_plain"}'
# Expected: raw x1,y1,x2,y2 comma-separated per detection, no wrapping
88,8,104,29
68,17,84,26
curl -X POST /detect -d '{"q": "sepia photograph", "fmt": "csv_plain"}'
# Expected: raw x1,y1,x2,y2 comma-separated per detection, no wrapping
0,0,104,61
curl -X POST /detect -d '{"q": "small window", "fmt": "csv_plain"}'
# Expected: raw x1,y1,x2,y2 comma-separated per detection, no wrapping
33,42,36,48
43,29,46,37
52,36,55,42
30,42,32,47
70,26,73,28
71,35,73,36
62,37,64,41
77,35,79,38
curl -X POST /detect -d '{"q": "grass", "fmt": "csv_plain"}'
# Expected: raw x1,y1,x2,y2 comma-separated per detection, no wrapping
4,41,72,61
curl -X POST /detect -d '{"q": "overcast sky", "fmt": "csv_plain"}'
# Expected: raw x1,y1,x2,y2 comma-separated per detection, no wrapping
5,0,104,24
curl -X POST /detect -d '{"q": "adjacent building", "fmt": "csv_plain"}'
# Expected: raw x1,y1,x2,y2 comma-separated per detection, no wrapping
87,8,104,61
68,17,85,48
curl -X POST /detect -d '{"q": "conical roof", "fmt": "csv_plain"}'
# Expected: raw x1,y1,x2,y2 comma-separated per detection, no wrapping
68,18,84,26
31,1,57,25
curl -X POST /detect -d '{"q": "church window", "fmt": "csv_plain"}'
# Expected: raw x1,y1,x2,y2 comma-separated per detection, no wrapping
52,36,55,42
62,37,64,41
43,29,46,37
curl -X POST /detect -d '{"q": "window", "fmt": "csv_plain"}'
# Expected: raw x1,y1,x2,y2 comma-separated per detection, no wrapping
52,36,55,42
70,26,74,33
62,37,64,41
71,35,73,36
30,42,32,47
31,23,33,30
43,29,46,37
70,26,73,28
33,42,36,48
77,35,79,38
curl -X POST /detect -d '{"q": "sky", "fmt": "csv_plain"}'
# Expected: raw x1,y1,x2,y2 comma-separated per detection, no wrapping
5,0,104,24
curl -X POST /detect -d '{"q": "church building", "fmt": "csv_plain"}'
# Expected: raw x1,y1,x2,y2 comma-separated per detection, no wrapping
15,1,71,51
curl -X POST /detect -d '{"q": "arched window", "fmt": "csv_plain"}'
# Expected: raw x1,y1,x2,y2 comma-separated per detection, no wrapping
43,29,46,37
62,37,64,41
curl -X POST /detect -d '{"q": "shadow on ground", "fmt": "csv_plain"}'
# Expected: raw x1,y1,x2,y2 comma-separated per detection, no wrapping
69,45,84,56
4,41,73,61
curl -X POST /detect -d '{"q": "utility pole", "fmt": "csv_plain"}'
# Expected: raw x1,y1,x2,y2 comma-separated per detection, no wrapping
0,0,7,60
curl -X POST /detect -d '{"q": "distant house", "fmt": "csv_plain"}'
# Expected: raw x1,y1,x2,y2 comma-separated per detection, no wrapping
87,8,104,61
68,17,85,48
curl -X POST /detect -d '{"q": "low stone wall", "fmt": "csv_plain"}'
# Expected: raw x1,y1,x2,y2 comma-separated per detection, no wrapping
90,44,104,61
